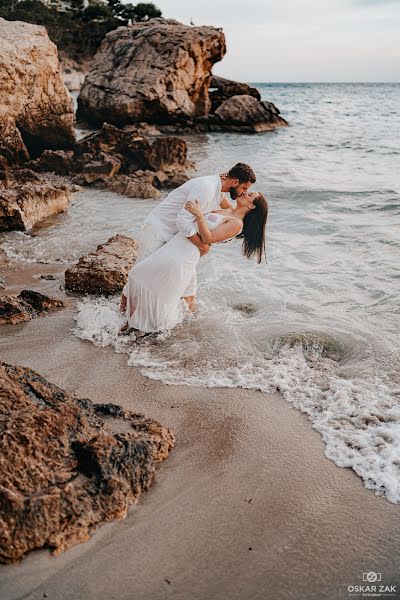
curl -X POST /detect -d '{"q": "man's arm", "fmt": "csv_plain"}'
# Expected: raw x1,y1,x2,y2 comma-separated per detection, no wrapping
175,181,214,238
187,233,210,256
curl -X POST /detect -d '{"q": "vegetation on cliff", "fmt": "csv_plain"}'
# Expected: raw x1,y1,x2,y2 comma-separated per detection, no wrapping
0,0,162,62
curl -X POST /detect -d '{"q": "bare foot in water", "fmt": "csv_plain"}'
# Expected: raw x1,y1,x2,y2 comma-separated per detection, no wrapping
118,321,131,336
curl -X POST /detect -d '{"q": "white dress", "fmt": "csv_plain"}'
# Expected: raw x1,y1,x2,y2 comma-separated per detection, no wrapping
122,213,242,333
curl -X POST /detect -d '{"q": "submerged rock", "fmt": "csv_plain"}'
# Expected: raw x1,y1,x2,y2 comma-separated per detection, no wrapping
232,303,257,315
0,290,64,325
65,234,138,295
77,18,226,126
0,168,72,232
275,331,345,362
0,18,76,164
0,361,174,563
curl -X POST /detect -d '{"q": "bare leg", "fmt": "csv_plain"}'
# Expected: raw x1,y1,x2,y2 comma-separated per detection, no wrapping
182,295,196,312
120,293,127,314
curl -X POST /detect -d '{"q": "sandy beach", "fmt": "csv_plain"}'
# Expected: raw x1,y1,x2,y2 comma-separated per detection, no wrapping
1,260,399,600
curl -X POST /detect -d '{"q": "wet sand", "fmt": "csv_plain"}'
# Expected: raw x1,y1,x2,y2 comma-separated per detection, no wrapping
1,260,400,600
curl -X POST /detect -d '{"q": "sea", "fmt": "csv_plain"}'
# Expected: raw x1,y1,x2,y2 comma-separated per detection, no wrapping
1,83,400,503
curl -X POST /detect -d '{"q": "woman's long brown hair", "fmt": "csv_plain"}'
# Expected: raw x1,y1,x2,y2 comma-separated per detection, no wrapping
236,193,268,263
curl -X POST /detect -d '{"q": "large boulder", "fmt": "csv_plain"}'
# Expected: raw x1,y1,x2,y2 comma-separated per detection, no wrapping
209,75,261,112
0,361,174,563
213,95,289,132
77,18,226,126
0,18,76,163
65,234,139,295
0,168,72,232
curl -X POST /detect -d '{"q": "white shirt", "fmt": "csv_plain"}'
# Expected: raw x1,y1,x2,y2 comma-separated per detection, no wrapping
144,175,222,240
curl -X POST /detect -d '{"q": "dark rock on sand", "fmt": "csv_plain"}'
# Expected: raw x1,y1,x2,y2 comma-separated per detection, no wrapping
213,95,289,133
77,18,226,126
0,18,76,164
0,361,174,563
0,167,72,232
65,234,138,295
40,274,57,280
0,290,64,325
0,275,6,290
209,75,261,112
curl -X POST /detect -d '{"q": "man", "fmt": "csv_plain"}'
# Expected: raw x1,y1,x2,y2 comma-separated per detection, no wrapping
120,162,256,314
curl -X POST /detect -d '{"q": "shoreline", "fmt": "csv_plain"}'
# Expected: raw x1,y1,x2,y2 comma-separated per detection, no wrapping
1,258,400,599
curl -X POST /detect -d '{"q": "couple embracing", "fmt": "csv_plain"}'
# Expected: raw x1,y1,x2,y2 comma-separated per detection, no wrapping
119,163,268,336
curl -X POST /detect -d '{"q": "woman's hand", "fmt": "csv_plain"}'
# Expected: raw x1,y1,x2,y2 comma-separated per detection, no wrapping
185,200,204,220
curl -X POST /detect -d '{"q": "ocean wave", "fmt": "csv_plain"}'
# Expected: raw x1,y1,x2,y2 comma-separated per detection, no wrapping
73,296,400,505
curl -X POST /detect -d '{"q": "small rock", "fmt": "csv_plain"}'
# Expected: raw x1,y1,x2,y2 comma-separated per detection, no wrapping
0,290,64,324
39,274,56,280
65,234,138,295
106,175,161,199
214,95,288,132
232,303,257,315
209,75,261,112
18,289,64,312
82,152,121,184
275,331,345,362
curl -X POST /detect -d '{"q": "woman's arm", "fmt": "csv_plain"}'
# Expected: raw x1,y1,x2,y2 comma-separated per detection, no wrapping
184,200,213,244
185,201,242,244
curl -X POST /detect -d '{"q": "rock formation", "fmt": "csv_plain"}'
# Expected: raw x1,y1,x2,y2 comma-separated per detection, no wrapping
0,18,76,164
75,19,288,133
209,75,261,112
0,290,65,325
26,123,193,198
0,361,174,563
77,18,226,126
65,234,138,295
0,166,72,231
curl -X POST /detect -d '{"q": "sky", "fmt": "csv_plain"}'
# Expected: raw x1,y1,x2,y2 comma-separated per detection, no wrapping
153,0,400,82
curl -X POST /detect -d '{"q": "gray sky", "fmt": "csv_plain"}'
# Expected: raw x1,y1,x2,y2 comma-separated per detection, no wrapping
154,0,400,82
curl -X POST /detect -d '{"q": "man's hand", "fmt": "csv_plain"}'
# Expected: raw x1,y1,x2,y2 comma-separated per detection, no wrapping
199,243,210,257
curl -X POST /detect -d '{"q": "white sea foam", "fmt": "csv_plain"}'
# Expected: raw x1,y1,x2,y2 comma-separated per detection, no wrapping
73,294,400,504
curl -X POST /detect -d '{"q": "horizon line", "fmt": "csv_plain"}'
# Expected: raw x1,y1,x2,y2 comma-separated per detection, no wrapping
245,80,400,84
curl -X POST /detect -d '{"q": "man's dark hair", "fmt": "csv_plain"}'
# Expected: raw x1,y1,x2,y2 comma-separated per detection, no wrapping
227,163,256,184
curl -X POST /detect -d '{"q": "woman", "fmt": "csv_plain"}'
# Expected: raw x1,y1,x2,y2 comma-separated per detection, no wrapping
119,191,268,334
